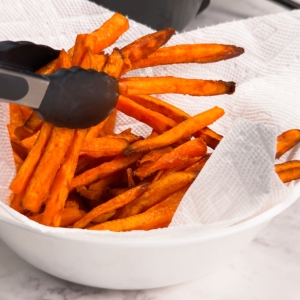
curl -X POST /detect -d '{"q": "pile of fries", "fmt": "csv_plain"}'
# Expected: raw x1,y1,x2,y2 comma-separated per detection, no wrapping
6,13,300,232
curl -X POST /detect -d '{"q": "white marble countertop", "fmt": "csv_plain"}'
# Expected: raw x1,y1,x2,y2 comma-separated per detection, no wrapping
1,1,300,299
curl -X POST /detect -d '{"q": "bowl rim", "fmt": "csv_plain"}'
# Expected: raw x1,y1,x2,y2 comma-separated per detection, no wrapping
0,189,299,247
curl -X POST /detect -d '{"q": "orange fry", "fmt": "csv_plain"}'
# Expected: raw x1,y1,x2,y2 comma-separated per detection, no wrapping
115,171,197,219
54,49,72,71
21,131,39,151
119,76,235,96
116,95,177,133
99,109,117,136
184,153,211,172
71,152,144,190
14,111,43,140
134,138,207,179
72,33,98,66
103,48,124,78
80,136,129,158
123,106,224,156
275,161,300,183
91,210,116,224
130,44,244,70
9,122,53,194
81,49,107,71
42,129,87,227
276,129,300,159
77,174,116,200
12,150,24,172
121,28,175,62
196,127,223,149
9,104,25,127
127,94,190,123
60,207,86,227
137,146,173,167
73,183,149,229
10,192,25,214
88,187,188,232
21,127,75,213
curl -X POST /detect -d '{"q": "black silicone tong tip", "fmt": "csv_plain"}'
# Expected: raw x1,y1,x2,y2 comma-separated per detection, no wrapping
0,41,60,72
37,67,119,129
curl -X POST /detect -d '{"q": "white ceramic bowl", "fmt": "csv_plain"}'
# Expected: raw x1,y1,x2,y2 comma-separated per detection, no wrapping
0,191,298,290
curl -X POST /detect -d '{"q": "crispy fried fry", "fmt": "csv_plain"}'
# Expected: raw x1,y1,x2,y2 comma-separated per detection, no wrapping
127,94,190,123
54,49,72,71
99,109,117,136
123,106,224,156
103,48,124,78
42,129,87,226
60,207,86,227
80,137,129,158
77,174,115,200
126,168,135,188
116,95,177,133
88,187,188,231
81,49,107,71
14,111,43,140
119,77,235,96
10,192,25,213
275,161,300,183
134,138,207,179
137,146,173,167
114,171,196,219
73,183,149,229
121,28,175,62
9,104,25,127
12,150,24,172
130,44,244,71
184,153,211,172
196,127,223,149
91,210,115,224
21,131,39,151
9,122,53,194
276,129,300,159
21,127,74,213
71,152,144,189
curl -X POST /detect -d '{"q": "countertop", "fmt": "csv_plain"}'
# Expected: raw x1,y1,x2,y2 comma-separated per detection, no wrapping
1,1,300,299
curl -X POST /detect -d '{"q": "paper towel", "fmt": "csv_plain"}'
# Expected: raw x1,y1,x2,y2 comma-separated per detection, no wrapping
0,0,300,240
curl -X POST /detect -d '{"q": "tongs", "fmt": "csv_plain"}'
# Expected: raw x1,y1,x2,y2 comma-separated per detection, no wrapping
0,41,119,128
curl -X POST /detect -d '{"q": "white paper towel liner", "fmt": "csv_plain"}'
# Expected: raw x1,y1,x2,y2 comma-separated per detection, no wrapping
0,0,300,240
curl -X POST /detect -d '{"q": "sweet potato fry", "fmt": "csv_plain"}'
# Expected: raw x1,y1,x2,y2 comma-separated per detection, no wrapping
275,161,300,183
81,49,107,71
184,153,211,172
123,106,224,156
276,129,300,159
103,48,124,78
121,28,175,62
80,137,129,158
127,94,190,123
60,207,86,227
54,49,72,71
10,192,25,213
12,150,24,172
71,152,144,189
114,171,197,219
73,183,149,229
196,127,223,149
9,104,25,126
126,168,135,188
72,34,98,66
91,210,115,224
42,129,87,226
99,109,117,136
85,118,108,140
134,138,207,179
90,12,129,52
21,127,74,213
119,77,235,96
14,111,43,140
116,95,177,133
21,131,39,151
88,187,188,232
77,174,115,200
130,44,244,71
137,146,173,167
36,13,129,74
9,122,53,194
